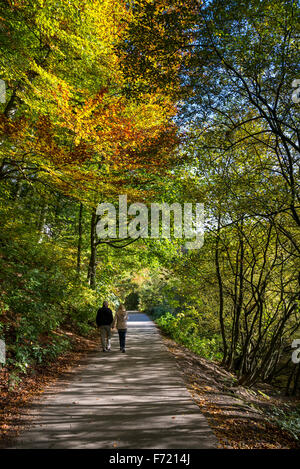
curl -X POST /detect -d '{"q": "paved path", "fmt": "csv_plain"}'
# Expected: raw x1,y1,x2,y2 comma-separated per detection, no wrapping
8,313,218,449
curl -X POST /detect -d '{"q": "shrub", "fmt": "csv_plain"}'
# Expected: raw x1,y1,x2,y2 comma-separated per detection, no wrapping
156,311,223,361
148,304,174,320
267,405,300,440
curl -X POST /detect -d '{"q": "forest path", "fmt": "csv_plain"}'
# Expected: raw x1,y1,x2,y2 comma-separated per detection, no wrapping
8,312,218,449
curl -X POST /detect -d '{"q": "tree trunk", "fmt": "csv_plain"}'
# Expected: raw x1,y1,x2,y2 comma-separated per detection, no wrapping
37,201,48,242
215,216,227,363
87,207,97,290
76,203,83,276
292,365,300,396
229,223,244,371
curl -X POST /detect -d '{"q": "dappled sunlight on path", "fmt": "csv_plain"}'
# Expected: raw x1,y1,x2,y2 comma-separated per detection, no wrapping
8,313,218,449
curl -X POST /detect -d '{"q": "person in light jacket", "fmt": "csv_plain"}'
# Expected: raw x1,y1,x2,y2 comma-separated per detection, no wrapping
112,304,128,353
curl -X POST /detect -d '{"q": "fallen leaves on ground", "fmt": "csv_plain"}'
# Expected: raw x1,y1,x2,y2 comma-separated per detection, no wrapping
0,330,99,446
162,335,300,449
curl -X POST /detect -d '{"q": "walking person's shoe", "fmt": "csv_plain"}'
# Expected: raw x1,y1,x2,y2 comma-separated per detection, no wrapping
102,349,107,352
122,348,126,353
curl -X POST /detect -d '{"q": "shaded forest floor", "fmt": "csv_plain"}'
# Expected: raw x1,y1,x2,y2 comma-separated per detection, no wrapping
163,335,300,449
0,329,99,446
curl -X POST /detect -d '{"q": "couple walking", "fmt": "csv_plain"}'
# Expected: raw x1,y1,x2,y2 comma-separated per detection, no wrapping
96,301,128,353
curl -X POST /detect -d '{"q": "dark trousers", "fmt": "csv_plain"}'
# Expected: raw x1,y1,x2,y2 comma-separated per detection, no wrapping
118,329,127,350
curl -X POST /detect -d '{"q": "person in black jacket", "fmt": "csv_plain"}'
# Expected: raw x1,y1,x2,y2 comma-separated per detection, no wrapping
96,301,114,352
